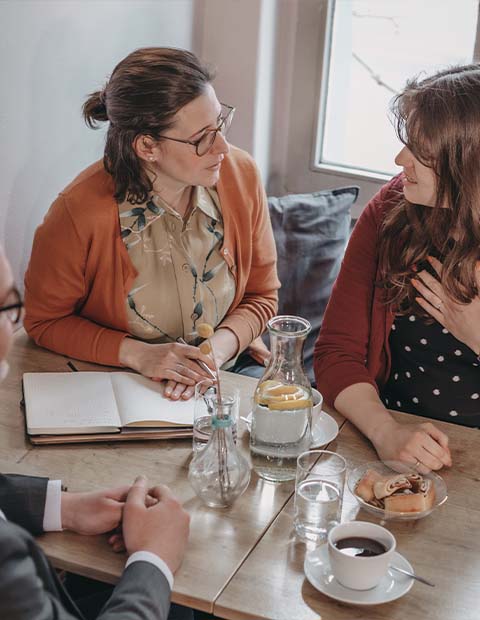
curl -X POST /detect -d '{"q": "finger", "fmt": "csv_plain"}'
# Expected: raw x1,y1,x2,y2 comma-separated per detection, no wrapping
427,255,443,276
415,296,445,324
423,424,452,465
112,541,126,553
175,362,208,382
108,533,121,544
171,382,189,401
181,384,196,400
414,444,444,472
412,276,443,307
126,476,148,507
164,379,176,398
416,269,444,296
162,370,196,386
104,485,132,502
147,483,176,503
178,344,216,370
145,493,159,508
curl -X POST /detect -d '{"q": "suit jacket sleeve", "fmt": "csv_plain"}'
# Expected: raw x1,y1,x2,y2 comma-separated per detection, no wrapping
0,522,172,620
0,473,48,534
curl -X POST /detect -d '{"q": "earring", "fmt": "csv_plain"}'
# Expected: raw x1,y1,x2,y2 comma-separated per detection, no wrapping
149,157,155,162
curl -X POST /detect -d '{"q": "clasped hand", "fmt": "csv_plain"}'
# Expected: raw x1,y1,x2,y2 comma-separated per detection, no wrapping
412,256,480,355
119,339,216,399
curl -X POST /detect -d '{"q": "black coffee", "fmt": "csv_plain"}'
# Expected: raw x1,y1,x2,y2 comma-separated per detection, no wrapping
334,536,387,557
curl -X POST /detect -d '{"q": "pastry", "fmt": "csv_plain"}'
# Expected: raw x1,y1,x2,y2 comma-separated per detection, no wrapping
355,468,436,513
354,468,383,503
373,474,411,499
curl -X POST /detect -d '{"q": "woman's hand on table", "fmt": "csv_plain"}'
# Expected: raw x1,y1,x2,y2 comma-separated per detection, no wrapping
119,338,215,386
371,417,452,473
163,328,240,401
413,256,480,355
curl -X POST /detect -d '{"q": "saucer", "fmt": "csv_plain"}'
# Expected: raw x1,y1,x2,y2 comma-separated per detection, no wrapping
304,544,414,605
244,411,338,448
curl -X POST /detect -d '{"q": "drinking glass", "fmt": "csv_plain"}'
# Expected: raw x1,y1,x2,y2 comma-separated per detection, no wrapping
294,450,347,543
193,379,239,452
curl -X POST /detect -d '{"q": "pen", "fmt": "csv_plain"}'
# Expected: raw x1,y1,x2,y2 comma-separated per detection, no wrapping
67,361,78,372
176,337,217,380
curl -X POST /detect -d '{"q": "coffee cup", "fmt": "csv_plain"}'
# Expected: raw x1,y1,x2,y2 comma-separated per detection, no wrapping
327,521,396,590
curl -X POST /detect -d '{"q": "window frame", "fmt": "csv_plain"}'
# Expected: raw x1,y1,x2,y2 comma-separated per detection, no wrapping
283,0,480,215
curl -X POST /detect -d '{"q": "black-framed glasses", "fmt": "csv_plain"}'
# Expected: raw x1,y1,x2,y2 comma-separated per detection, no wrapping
158,103,235,157
0,286,23,325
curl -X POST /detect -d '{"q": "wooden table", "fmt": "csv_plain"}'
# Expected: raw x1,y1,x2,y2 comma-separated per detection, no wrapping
215,413,480,620
2,331,344,614
4,331,479,619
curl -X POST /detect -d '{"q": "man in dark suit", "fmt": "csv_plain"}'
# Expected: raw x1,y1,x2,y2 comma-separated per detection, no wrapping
0,245,191,620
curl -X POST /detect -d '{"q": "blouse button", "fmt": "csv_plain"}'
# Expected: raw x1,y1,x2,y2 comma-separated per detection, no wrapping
182,263,189,273
223,248,229,255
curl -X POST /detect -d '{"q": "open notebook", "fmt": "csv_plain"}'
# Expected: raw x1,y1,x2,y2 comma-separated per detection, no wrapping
22,372,195,444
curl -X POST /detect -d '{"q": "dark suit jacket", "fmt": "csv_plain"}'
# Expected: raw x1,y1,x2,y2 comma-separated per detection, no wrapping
0,474,172,620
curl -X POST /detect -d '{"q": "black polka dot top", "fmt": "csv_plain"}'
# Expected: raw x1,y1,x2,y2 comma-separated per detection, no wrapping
381,313,480,427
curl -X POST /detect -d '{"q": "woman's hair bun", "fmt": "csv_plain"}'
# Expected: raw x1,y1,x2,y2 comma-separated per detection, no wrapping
83,87,109,128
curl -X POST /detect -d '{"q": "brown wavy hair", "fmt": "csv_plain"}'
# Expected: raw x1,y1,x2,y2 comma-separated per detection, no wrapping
83,47,214,204
378,64,480,314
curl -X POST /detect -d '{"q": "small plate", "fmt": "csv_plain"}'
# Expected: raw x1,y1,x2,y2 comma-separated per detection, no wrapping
304,544,414,605
348,461,448,521
243,411,338,448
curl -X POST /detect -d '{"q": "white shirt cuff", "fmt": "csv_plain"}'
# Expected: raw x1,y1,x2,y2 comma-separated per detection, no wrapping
43,480,63,531
0,509,5,521
125,551,174,590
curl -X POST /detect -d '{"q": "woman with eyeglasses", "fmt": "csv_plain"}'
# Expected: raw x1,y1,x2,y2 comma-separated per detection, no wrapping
24,47,279,400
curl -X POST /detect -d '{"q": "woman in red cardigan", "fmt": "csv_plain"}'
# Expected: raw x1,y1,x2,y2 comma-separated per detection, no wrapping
315,64,480,472
24,48,279,401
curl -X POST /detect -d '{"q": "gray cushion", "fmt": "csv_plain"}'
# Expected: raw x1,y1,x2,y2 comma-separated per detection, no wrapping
266,186,359,384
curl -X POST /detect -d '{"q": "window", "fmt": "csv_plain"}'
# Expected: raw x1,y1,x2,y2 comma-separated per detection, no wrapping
316,0,479,178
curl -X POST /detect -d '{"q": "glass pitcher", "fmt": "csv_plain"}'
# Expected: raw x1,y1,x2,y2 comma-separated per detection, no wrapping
250,315,312,482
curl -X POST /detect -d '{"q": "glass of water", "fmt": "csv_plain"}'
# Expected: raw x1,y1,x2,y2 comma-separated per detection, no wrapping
193,379,239,453
294,450,347,543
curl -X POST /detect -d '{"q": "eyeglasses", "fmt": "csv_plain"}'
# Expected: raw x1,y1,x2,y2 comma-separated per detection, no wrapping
158,103,235,157
0,286,24,325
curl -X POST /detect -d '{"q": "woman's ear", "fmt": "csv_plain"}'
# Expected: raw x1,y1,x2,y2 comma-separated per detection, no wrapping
133,135,158,163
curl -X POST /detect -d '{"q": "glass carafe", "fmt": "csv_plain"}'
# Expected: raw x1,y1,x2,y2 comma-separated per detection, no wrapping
250,315,312,482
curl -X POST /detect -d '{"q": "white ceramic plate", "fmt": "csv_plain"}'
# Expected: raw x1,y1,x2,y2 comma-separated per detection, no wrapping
243,410,338,448
304,544,414,606
348,461,448,521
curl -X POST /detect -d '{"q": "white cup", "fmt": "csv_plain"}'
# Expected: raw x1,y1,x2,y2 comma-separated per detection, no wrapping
327,521,396,590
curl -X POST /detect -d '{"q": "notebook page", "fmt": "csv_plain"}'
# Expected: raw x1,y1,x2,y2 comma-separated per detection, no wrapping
23,372,121,434
111,372,194,427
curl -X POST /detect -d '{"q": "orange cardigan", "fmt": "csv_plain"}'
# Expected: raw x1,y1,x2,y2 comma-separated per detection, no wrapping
24,147,279,366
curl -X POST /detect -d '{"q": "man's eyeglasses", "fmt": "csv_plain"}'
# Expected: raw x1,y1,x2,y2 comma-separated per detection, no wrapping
158,103,235,157
0,287,24,325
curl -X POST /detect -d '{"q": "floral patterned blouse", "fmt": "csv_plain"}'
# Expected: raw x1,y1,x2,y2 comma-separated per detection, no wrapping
119,186,235,344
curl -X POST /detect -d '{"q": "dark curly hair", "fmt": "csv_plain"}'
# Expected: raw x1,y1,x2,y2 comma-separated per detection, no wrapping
83,47,215,204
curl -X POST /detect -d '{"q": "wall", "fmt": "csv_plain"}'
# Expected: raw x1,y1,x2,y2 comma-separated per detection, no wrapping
0,0,196,287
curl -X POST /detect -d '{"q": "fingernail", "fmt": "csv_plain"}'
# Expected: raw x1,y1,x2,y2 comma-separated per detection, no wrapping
165,388,172,396
135,475,147,483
